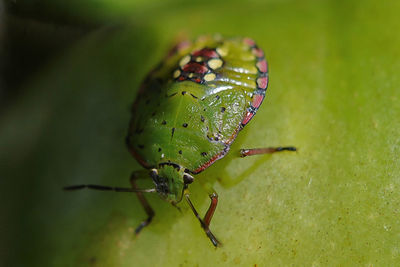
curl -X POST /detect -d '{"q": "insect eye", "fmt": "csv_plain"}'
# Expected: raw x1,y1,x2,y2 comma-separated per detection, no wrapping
183,173,194,184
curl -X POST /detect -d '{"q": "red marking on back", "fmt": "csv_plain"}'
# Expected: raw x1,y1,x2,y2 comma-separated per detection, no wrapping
193,150,226,174
183,62,208,74
177,41,191,51
257,77,268,89
179,76,185,81
243,38,255,46
252,94,264,108
256,60,268,73
193,119,247,174
252,48,264,58
242,111,254,125
193,123,243,174
192,48,219,58
226,125,241,145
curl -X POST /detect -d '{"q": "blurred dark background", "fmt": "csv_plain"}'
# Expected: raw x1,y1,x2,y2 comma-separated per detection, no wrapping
1,1,98,110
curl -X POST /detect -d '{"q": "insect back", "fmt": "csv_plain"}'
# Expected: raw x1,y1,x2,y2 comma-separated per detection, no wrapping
126,36,267,174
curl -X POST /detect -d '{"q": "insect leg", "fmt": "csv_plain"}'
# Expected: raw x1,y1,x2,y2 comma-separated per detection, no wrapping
203,192,218,227
240,146,297,157
198,182,219,227
130,171,155,234
185,192,221,247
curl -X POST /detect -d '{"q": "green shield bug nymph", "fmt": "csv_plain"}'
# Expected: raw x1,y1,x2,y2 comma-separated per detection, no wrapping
64,35,296,247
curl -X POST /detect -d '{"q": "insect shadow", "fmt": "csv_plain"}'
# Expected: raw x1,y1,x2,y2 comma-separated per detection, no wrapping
199,126,291,189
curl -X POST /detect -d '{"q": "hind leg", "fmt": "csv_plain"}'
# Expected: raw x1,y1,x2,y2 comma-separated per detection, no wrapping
215,146,297,187
240,146,296,157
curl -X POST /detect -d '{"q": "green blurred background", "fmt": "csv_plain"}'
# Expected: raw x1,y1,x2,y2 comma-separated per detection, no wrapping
1,0,400,266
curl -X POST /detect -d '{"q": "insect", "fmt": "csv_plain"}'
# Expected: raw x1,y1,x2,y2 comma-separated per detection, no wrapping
64,35,296,247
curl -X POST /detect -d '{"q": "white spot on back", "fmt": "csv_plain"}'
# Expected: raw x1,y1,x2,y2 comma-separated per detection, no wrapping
173,69,181,78
179,55,191,67
208,59,223,70
204,73,216,82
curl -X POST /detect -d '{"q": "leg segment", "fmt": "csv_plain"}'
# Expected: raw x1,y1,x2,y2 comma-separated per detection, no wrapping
203,193,218,227
63,170,155,235
185,192,221,247
240,146,296,157
130,172,155,235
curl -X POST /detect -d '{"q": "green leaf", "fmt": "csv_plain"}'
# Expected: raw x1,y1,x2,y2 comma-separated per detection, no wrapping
2,0,400,266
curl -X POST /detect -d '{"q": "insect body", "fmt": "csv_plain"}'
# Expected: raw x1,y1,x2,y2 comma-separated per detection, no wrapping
65,36,296,246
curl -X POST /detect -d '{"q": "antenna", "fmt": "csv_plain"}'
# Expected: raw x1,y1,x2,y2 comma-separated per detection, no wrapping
63,184,156,193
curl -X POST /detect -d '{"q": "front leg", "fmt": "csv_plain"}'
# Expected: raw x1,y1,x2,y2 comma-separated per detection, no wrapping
63,169,156,234
203,192,218,228
185,190,221,247
216,145,297,187
130,171,155,234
